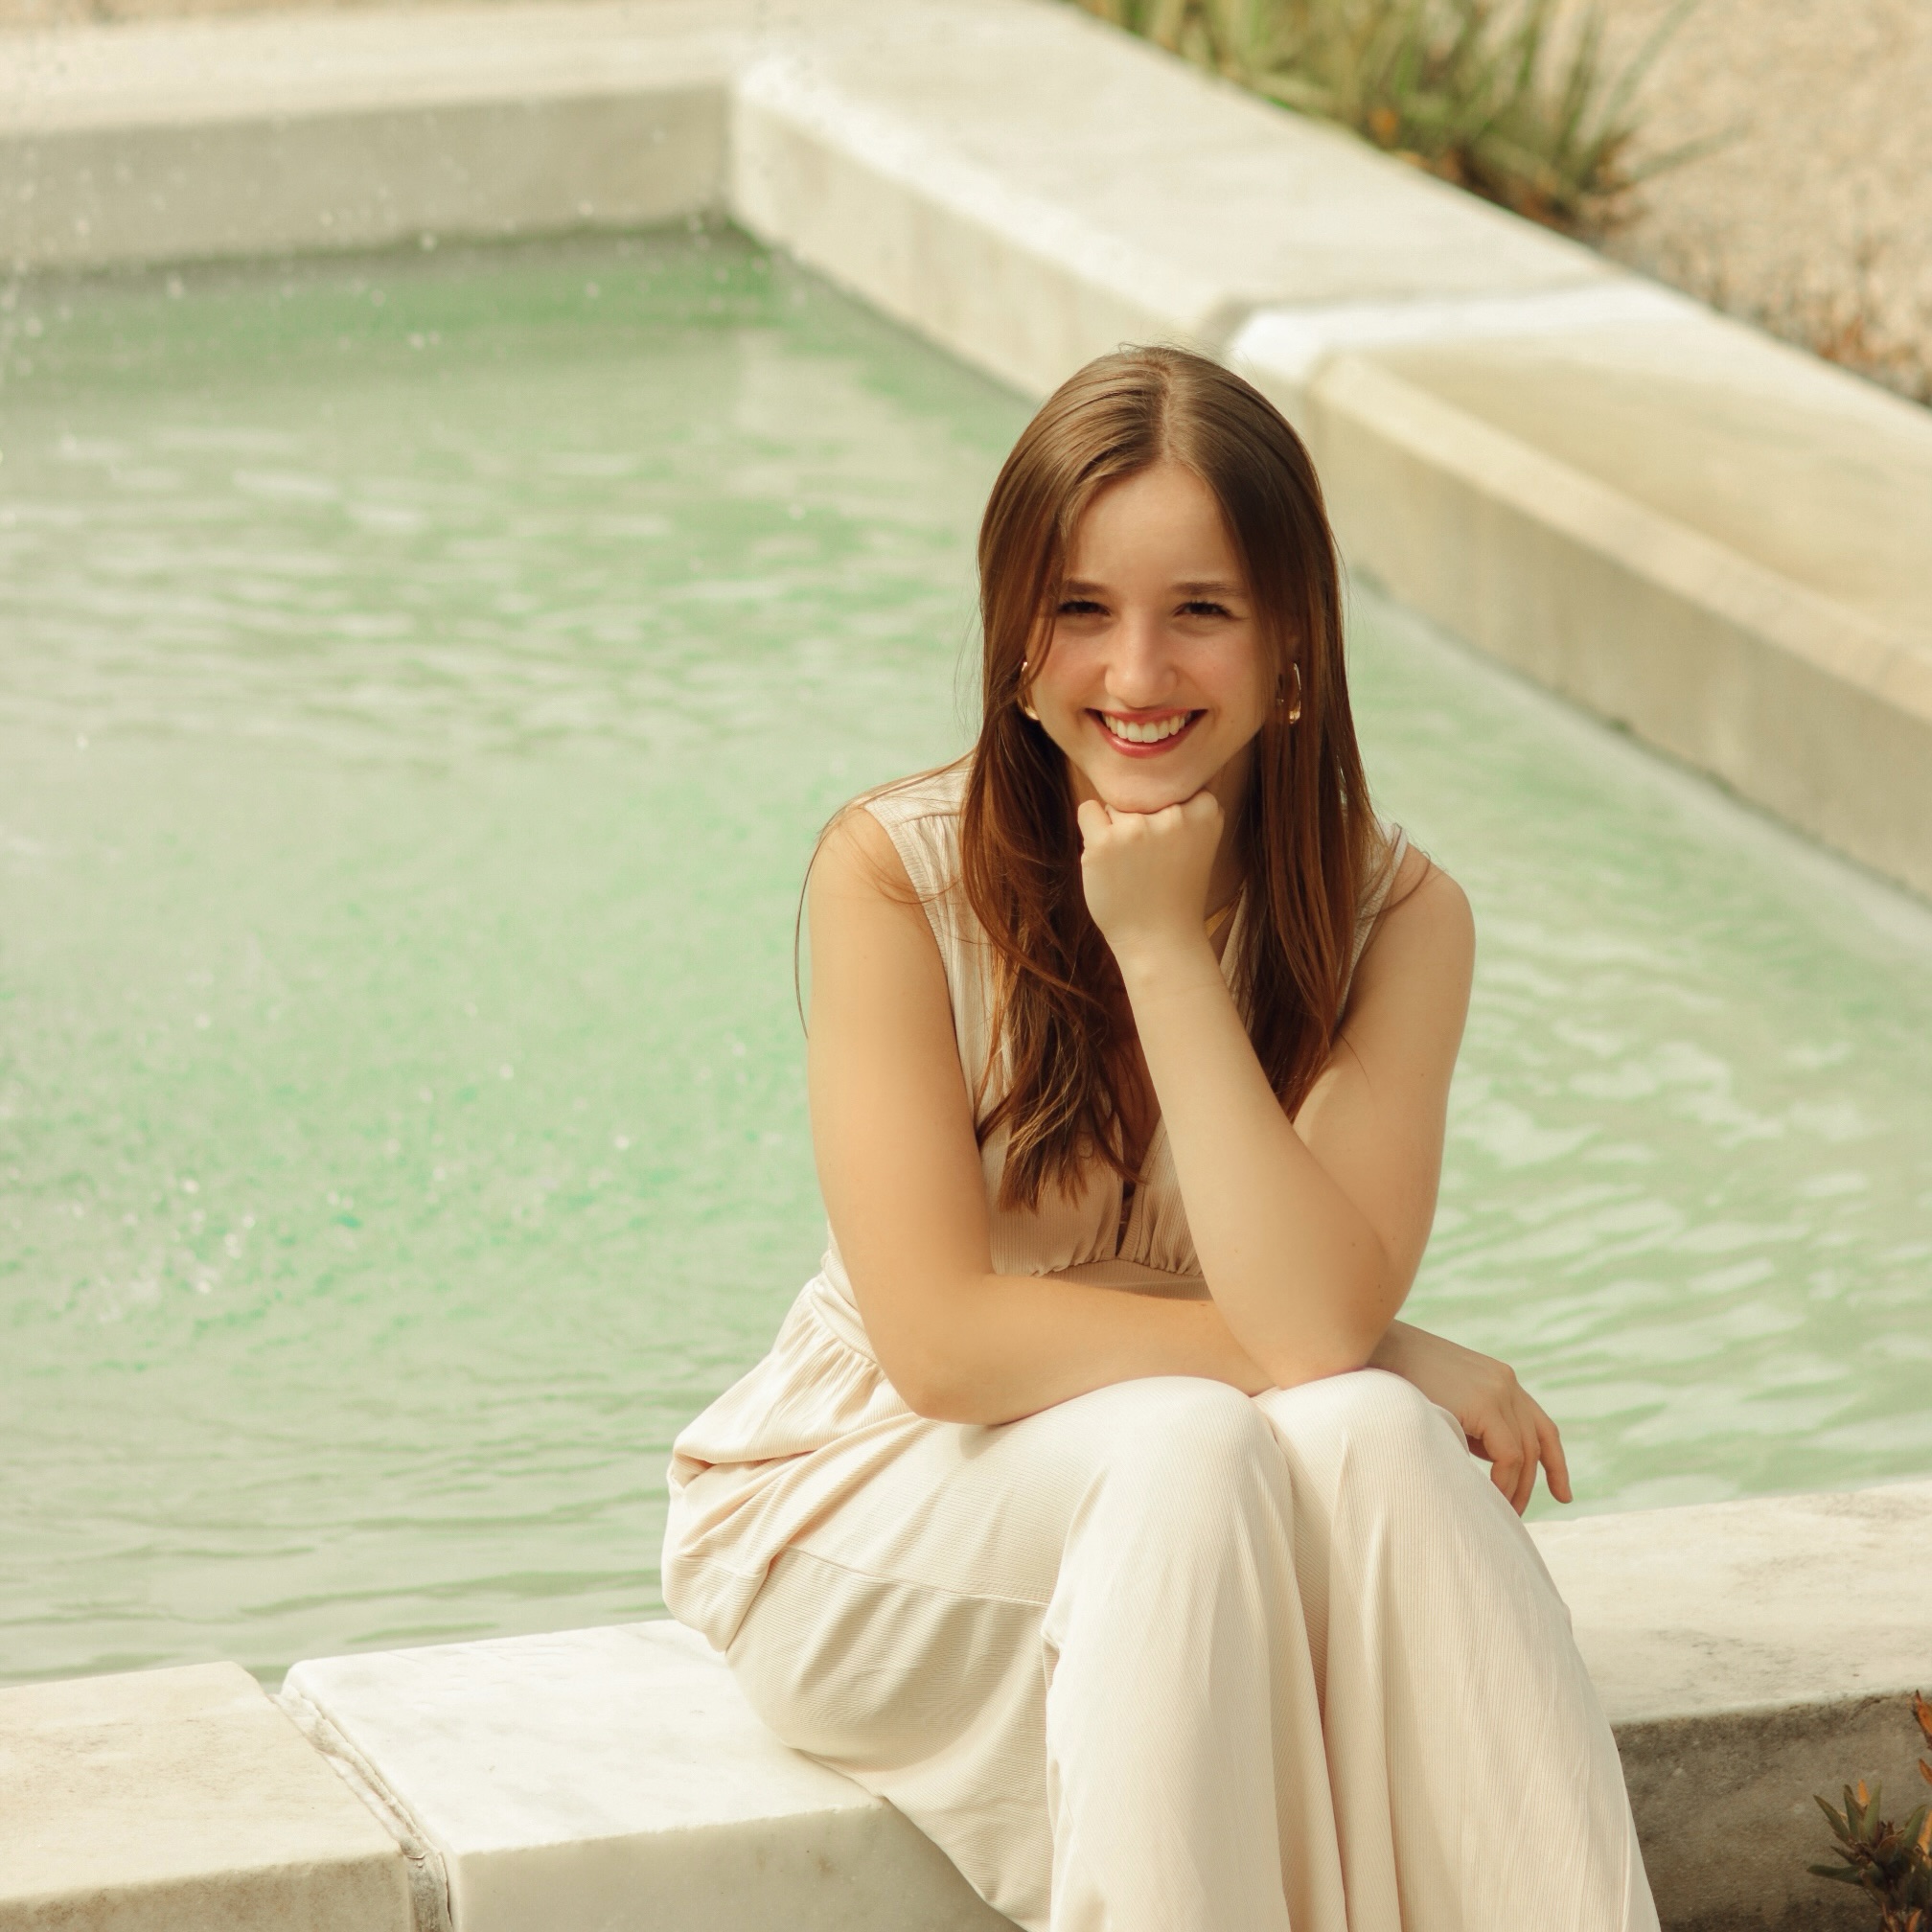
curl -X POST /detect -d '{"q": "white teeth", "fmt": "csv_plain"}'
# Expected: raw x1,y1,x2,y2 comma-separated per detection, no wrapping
1104,712,1191,745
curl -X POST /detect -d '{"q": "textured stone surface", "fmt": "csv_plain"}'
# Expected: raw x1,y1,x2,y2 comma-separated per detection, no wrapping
728,0,1606,399
1537,1481,1932,1728
0,0,744,268
280,1483,1932,1932
1534,1481,1932,1932
1251,316,1932,900
1585,0,1932,408
0,1661,411,1932
284,1619,1012,1932
1369,313,1932,640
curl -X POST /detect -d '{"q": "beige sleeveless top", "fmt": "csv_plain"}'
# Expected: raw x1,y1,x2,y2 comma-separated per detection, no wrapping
662,761,1406,1648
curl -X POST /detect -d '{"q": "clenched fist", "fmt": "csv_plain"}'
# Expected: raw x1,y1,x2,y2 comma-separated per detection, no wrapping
1075,792,1224,978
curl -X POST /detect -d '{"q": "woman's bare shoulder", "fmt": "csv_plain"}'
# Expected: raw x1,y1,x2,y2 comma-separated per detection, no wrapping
814,761,968,915
813,799,918,908
806,800,955,1052
1363,844,1474,983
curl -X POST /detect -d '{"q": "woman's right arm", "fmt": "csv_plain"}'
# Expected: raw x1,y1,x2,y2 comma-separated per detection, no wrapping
807,806,1270,1425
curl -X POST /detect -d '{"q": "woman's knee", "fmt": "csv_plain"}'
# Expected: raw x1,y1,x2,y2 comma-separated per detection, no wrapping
1260,1368,1464,1503
1065,1377,1288,1543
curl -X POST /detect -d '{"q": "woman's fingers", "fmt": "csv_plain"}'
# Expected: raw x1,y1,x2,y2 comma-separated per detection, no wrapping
1511,1417,1540,1514
1472,1384,1567,1514
1373,1324,1572,1515
1482,1417,1526,1510
1533,1402,1573,1505
1073,789,1222,955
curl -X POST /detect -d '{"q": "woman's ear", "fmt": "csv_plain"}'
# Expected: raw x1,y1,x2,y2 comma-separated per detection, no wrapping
1275,661,1304,724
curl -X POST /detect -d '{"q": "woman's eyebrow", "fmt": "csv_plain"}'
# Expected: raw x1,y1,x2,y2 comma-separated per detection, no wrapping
1059,576,1246,596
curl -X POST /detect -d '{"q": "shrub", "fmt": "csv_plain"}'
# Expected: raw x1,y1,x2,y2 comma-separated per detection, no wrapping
1809,1692,1932,1932
1065,0,1714,235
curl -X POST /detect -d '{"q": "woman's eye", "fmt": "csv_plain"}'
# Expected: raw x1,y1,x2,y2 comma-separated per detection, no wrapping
1057,598,1105,617
1180,600,1231,618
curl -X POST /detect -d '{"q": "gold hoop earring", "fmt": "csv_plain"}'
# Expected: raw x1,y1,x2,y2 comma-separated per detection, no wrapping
1018,656,1041,723
1277,662,1304,724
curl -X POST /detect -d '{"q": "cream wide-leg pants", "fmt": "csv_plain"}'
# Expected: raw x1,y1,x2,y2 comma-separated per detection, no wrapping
724,1368,1657,1932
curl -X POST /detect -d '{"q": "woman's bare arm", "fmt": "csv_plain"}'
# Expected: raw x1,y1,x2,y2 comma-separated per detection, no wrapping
1078,792,1472,1389
814,796,1568,1506
808,806,1271,1423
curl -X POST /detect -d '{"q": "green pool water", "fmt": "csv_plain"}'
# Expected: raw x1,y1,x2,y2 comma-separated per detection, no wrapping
2,230,1927,1688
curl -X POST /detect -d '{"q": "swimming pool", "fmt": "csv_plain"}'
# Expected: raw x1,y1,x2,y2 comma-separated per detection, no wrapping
2,229,1927,1687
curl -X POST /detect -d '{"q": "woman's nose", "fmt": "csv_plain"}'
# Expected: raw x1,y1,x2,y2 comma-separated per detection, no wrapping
1104,611,1175,707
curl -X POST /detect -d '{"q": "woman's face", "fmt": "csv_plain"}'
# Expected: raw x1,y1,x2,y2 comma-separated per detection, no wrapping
1026,460,1276,819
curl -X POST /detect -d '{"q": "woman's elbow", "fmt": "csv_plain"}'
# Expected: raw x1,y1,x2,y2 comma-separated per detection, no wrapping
885,1361,955,1420
875,1336,989,1424
855,1273,1007,1423
1332,1260,1409,1374
1278,1331,1380,1386
1262,1256,1403,1384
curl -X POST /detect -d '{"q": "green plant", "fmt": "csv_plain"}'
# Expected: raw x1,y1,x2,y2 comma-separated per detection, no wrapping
1066,0,1718,235
1809,1693,1932,1932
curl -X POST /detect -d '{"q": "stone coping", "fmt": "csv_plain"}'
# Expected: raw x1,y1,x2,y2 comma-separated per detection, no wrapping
0,1660,412,1931
3,0,1926,899
272,1484,1932,1932
1539,1479,1932,1931
2,1480,1909,1932
279,1621,1009,1932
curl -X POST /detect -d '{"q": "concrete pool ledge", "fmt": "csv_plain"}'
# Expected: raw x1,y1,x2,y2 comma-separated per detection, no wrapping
288,1481,1932,1932
4,1484,1928,1928
0,1480,1914,1932
0,1660,413,1931
3,0,1929,895
0,0,742,267
1538,1479,1932,1932
277,1621,1010,1932
1269,319,1932,903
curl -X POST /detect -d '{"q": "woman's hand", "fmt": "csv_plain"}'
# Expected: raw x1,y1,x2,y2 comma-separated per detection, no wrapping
1370,1321,1571,1513
1075,792,1223,975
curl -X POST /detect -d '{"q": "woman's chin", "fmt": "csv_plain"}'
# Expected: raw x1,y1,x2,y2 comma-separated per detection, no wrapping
1087,770,1203,816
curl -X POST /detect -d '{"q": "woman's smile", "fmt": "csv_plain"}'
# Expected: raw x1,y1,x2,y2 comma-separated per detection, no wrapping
1092,707,1202,754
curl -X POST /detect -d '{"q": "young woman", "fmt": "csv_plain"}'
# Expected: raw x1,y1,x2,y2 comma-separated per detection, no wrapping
664,347,1657,1932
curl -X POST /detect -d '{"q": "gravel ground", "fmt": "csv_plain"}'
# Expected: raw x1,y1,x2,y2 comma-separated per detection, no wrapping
3,0,1928,403
1586,0,1932,404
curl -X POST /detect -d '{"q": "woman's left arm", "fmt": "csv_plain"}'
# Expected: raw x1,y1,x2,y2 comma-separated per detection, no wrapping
1081,792,1472,1391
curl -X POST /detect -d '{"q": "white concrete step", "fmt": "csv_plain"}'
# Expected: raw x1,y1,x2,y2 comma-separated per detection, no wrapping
1539,1479,1932,1931
278,1483,1932,1932
0,1661,412,1932
8,1484,1928,1929
281,1619,1012,1932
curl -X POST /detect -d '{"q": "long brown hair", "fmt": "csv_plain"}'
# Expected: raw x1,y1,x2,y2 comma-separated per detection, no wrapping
961,345,1383,1211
